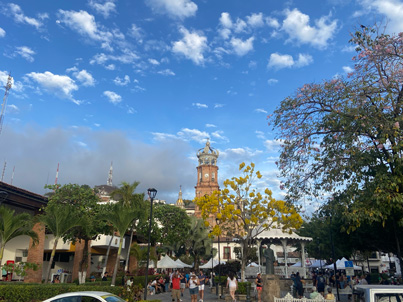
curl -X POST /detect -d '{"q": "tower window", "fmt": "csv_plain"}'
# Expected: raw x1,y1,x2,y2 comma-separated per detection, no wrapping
212,172,215,181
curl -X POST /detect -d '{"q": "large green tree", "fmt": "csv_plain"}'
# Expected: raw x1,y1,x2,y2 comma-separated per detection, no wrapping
271,25,403,263
45,184,105,284
0,206,38,267
195,163,302,280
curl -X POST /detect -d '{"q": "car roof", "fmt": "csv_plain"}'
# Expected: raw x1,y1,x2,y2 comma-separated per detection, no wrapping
46,291,115,298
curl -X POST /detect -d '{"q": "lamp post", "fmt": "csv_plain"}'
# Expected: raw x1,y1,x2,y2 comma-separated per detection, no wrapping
215,218,222,299
329,216,340,302
144,188,157,301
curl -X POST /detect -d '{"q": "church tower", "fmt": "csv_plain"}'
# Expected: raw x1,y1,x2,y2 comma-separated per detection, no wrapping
176,185,184,209
195,139,219,199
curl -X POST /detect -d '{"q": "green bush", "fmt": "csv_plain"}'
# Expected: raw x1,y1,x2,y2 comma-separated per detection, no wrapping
0,283,123,302
214,275,228,285
236,282,250,295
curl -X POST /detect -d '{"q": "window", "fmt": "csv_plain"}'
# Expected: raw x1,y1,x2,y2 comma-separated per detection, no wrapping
375,293,403,302
212,172,215,181
224,247,231,260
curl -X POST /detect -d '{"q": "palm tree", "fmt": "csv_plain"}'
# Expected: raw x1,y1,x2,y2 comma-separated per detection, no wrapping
0,206,38,266
184,217,213,271
110,181,143,272
130,242,158,271
102,202,139,286
38,203,82,284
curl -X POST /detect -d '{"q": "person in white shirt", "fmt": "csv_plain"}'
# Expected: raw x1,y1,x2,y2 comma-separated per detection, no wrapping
226,272,238,302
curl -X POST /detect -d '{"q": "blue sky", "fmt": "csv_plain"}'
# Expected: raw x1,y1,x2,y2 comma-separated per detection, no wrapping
1,0,402,210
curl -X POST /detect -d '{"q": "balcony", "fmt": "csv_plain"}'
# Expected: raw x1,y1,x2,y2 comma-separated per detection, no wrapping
91,235,124,249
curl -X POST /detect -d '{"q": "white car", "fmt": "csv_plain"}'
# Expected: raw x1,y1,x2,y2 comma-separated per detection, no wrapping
42,291,126,302
354,285,403,302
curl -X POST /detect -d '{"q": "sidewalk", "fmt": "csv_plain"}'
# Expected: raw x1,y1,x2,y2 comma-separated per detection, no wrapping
145,286,226,302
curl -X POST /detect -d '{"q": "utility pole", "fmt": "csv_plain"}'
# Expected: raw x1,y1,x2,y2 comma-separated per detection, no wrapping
0,74,12,135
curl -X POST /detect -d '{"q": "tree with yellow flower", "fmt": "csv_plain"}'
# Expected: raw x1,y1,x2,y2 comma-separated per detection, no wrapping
195,162,303,280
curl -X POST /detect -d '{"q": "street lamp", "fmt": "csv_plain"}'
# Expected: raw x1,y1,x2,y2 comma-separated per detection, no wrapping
329,216,340,302
144,188,157,301
215,218,222,299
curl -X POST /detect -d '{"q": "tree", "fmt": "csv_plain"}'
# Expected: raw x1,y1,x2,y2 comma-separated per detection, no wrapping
195,163,302,280
45,184,106,284
110,181,145,272
271,25,403,264
0,206,38,267
38,203,82,284
183,217,213,272
101,202,140,286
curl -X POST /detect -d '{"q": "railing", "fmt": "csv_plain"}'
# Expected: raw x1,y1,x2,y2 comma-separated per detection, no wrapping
275,293,335,302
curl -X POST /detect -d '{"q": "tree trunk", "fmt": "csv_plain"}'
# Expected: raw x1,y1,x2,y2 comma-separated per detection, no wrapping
78,239,90,284
111,236,123,286
45,238,59,284
0,246,4,268
102,235,114,278
124,224,135,272
241,241,247,282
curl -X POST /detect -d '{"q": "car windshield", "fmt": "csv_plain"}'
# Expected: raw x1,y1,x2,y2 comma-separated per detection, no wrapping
102,295,126,302
376,294,403,302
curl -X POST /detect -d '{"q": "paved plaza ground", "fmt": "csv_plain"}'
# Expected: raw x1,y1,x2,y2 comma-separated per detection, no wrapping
145,286,351,302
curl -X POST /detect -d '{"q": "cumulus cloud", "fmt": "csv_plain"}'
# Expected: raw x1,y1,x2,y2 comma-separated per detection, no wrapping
282,8,338,49
218,12,233,39
192,103,208,109
6,3,43,29
268,52,313,69
26,71,79,103
230,37,254,56
359,0,403,34
157,69,175,76
88,0,116,18
15,46,35,62
246,13,264,27
147,0,197,19
206,124,216,128
266,17,280,28
342,66,354,73
211,130,229,142
113,75,130,86
264,139,283,152
0,27,5,37
172,27,208,65
90,49,139,66
149,58,160,65
267,78,278,85
103,90,122,104
128,24,144,42
67,67,95,86
153,128,210,144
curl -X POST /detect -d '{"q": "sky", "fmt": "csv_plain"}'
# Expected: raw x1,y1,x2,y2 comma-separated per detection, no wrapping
1,0,402,211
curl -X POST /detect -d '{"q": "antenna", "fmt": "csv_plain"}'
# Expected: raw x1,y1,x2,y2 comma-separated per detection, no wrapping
55,163,59,185
107,161,113,186
10,166,15,185
1,161,6,182
0,74,12,135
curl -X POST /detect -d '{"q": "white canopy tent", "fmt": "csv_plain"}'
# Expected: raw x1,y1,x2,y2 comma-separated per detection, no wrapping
200,259,225,269
324,257,362,270
175,259,192,268
248,262,259,267
310,260,327,268
157,255,184,269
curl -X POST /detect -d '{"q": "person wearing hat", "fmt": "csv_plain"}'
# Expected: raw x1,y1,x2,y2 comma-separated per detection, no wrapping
188,273,200,302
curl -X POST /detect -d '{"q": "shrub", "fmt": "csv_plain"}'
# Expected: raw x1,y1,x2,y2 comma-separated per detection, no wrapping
236,282,250,295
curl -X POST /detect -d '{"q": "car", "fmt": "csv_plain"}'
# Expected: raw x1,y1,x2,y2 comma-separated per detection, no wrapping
42,291,126,302
354,285,403,302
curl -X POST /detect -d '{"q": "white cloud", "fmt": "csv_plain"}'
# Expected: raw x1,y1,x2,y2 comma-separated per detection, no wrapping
0,27,5,37
7,104,19,113
234,18,248,33
342,66,354,73
212,130,229,142
149,58,160,65
341,45,356,52
246,13,264,27
157,69,175,76
266,17,280,28
128,24,143,42
113,75,130,86
255,108,268,114
88,0,116,18
90,49,139,66
214,103,224,108
172,27,208,65
67,67,95,86
177,128,209,143
282,8,338,49
230,37,254,56
192,102,208,109
264,139,283,152
206,124,216,128
267,78,278,85
15,46,35,62
147,0,197,19
103,91,122,104
360,0,403,34
0,71,23,92
26,71,79,103
255,130,265,140
7,3,43,29
220,147,263,159
268,52,313,69
57,9,116,44
220,12,233,28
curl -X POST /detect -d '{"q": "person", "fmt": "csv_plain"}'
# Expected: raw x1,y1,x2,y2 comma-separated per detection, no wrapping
294,272,304,298
171,271,181,302
317,272,326,296
127,277,134,291
310,287,320,299
53,275,60,284
102,272,108,281
90,275,96,282
198,270,206,302
255,273,263,302
325,288,335,300
227,272,238,302
148,281,156,295
359,274,368,285
165,274,171,292
180,272,187,297
159,276,166,292
188,273,200,302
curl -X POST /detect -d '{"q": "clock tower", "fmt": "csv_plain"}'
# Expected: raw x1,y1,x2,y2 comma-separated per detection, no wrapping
195,139,219,199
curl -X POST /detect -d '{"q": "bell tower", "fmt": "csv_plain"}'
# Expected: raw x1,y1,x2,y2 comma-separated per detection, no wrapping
195,139,219,199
